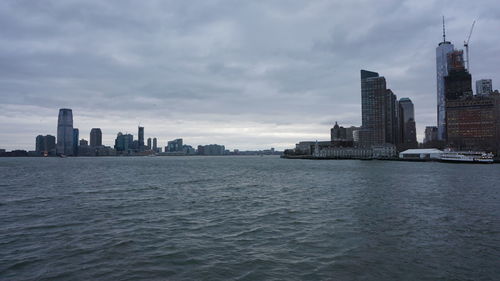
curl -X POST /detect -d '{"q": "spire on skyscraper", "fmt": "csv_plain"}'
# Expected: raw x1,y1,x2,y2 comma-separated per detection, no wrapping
442,15,446,43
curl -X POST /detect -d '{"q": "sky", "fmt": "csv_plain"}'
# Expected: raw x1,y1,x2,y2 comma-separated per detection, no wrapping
1,0,499,151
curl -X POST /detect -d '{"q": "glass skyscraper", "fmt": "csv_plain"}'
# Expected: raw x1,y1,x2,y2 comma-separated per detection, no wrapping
360,70,387,147
138,126,144,149
399,98,417,145
56,108,74,155
436,40,454,141
72,128,79,156
90,128,102,147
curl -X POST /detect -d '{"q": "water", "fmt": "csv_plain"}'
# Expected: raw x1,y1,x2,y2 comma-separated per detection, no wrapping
0,156,499,280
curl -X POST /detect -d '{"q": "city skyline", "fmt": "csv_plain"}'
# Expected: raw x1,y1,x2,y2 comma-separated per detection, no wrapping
1,1,499,151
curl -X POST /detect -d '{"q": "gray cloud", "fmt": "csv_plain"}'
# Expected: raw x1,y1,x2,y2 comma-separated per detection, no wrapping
1,0,499,150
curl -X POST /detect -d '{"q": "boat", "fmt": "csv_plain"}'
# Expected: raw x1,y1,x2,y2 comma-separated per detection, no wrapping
439,151,494,163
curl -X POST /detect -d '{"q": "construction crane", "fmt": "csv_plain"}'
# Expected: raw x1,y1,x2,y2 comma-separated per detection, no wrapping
464,20,476,71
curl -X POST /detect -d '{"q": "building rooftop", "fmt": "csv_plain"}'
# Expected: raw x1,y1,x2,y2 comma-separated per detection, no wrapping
400,148,443,154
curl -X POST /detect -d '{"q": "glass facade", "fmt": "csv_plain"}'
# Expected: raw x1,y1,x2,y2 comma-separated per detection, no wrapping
436,41,454,141
56,108,74,155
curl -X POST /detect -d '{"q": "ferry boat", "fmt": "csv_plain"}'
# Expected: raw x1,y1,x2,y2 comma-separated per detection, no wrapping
439,151,494,163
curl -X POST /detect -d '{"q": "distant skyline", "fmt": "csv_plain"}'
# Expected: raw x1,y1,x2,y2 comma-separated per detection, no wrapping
1,0,499,150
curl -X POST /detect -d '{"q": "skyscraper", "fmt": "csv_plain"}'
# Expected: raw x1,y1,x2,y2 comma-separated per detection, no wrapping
72,128,79,156
476,79,493,95
424,126,438,144
359,70,400,147
56,108,74,155
444,50,472,101
167,139,183,152
153,137,157,152
399,98,417,147
35,135,56,155
90,128,102,147
36,135,45,153
385,89,399,145
436,20,455,141
138,126,144,149
147,138,152,150
446,93,500,154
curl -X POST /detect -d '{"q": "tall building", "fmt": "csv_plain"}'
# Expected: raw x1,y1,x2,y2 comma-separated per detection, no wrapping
359,70,400,148
399,98,417,147
444,50,472,101
45,135,56,154
385,89,399,145
35,135,56,155
72,128,79,156
167,139,183,152
424,126,439,144
436,21,455,141
36,135,45,153
153,138,158,152
114,132,134,152
476,79,493,95
147,138,152,150
138,126,144,149
90,128,102,147
446,93,500,154
56,108,74,155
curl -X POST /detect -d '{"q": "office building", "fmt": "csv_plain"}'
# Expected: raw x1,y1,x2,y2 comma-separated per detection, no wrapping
56,108,74,155
114,132,134,152
167,139,183,152
345,126,360,142
72,128,79,156
476,79,493,95
147,138,152,150
399,98,417,148
436,23,455,141
359,70,400,148
424,126,438,144
36,135,45,153
138,126,144,149
80,139,88,146
385,89,399,145
446,93,500,154
153,138,158,152
35,135,56,155
90,128,102,147
444,50,472,101
197,144,225,155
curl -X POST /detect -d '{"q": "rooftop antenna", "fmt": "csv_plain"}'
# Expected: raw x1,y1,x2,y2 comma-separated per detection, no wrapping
464,20,476,71
442,16,446,42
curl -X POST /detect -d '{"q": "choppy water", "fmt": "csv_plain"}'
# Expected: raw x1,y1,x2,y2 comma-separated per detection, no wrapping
0,156,499,280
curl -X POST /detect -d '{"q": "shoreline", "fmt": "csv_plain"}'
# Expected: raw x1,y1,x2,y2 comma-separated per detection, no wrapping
280,155,500,163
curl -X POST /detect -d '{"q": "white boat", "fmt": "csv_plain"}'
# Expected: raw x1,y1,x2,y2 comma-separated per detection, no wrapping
439,151,494,163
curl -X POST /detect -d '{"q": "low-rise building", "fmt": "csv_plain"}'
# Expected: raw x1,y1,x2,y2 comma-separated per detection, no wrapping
399,148,443,160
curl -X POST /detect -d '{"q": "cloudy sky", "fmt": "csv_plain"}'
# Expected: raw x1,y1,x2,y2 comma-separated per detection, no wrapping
1,0,499,151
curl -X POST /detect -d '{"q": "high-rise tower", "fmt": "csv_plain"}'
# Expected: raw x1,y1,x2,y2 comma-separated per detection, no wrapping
138,126,144,150
153,137,158,152
399,98,417,146
72,128,79,156
436,17,454,140
359,70,401,148
56,108,74,155
90,128,102,147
